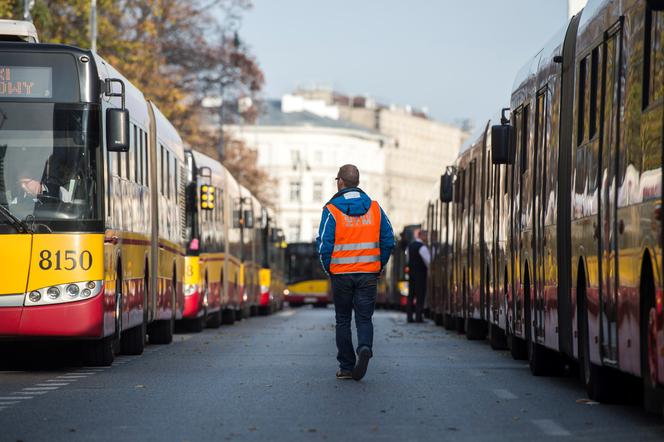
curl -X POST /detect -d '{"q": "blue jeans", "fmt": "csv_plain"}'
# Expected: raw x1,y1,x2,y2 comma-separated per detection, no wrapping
331,273,378,371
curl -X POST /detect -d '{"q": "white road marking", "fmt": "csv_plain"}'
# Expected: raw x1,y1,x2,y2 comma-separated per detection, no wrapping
23,387,59,391
16,391,47,395
278,310,296,317
0,401,19,406
57,375,88,379
532,419,571,436
0,396,32,400
36,383,68,387
72,372,96,375
0,406,7,411
492,389,517,400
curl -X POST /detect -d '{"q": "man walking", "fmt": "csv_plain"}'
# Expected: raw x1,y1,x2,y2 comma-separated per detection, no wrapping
406,228,430,323
317,164,394,381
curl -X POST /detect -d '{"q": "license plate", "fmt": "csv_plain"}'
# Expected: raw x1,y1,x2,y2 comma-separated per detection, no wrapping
304,297,317,303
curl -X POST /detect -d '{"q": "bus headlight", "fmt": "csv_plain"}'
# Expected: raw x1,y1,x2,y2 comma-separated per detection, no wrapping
283,289,290,296
184,284,197,297
25,280,104,306
47,287,61,299
66,284,80,298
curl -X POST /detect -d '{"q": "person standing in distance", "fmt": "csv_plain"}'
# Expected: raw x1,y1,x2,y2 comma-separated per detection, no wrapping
406,228,431,323
317,164,395,381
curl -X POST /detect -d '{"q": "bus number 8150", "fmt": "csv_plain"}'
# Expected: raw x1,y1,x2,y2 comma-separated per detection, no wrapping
39,250,93,271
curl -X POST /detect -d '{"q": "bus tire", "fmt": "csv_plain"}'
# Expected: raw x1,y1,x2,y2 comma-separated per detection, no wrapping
150,274,176,344
121,323,146,355
435,313,444,327
640,254,664,415
258,306,271,316
465,318,487,340
578,266,615,402
207,309,222,328
489,323,508,350
222,309,236,325
120,276,146,355
443,314,455,330
85,335,114,367
510,335,528,360
149,318,174,345
188,315,205,333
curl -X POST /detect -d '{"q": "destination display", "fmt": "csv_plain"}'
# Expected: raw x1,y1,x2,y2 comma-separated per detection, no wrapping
0,66,52,98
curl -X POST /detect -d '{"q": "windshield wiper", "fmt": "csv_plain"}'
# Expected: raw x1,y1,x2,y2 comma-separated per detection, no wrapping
0,204,31,233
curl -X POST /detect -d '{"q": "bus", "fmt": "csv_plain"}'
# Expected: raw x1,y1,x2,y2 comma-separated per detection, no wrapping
427,0,664,414
258,210,286,315
0,42,186,365
182,149,229,331
285,242,329,307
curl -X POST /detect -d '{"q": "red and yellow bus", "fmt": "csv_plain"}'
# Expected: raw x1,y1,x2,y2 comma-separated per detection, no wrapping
426,0,664,414
0,42,186,365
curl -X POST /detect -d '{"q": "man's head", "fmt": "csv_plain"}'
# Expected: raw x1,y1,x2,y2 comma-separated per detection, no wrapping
414,228,427,241
336,164,360,191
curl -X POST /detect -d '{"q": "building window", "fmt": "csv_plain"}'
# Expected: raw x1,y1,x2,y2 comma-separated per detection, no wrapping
290,181,301,201
288,222,300,242
313,181,323,202
290,150,300,166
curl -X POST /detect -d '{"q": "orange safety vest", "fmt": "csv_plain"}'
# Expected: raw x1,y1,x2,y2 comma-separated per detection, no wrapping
326,200,382,274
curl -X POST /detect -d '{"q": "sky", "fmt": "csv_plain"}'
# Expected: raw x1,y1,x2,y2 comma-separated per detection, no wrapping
239,0,569,129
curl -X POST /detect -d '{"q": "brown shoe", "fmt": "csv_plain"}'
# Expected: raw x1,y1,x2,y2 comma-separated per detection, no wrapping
336,370,352,380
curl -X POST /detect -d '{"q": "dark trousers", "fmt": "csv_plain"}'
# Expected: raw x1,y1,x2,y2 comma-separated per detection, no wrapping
331,273,378,371
407,272,427,322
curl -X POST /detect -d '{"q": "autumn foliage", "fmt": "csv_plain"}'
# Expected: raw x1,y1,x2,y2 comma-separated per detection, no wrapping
0,0,274,205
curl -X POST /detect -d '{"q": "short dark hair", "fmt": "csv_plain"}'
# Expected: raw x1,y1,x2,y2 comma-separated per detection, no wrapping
337,164,360,187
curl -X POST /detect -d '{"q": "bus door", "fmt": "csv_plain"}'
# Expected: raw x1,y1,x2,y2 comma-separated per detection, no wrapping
598,22,623,362
533,89,548,340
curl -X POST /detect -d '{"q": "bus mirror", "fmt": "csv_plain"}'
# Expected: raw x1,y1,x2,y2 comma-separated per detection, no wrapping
491,123,514,165
244,210,255,228
198,166,212,178
106,108,130,152
440,173,453,202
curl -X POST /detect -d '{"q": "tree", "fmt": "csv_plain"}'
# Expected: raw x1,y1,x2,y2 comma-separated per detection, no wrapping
0,0,271,205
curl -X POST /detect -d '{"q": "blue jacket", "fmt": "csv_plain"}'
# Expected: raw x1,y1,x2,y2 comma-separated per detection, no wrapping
316,187,395,275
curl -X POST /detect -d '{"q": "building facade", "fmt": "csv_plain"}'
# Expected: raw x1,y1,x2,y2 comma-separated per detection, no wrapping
226,100,390,243
227,91,467,242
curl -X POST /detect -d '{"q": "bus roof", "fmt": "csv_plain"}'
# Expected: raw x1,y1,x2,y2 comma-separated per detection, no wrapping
0,19,39,43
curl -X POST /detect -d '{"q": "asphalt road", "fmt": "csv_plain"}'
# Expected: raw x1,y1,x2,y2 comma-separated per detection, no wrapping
1,307,664,441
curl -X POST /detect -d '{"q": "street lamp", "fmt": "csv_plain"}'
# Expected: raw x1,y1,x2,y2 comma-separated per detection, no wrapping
291,152,310,242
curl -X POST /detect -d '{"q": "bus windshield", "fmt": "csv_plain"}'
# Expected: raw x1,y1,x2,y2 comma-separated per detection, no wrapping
0,102,100,231
287,242,327,284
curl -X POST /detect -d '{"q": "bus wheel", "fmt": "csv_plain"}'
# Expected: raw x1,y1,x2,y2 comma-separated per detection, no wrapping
489,323,508,350
121,278,146,355
578,273,614,402
510,335,528,360
434,313,444,327
443,314,455,330
640,256,664,415
207,309,222,328
85,335,115,367
222,309,236,325
465,318,487,340
148,277,175,345
188,315,206,333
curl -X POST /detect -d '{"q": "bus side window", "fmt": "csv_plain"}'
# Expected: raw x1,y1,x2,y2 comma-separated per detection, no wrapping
160,144,165,196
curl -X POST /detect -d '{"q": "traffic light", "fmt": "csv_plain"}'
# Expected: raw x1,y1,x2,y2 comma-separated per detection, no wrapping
200,184,215,210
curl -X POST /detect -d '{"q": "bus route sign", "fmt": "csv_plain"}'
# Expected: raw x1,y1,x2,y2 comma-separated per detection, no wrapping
0,66,52,98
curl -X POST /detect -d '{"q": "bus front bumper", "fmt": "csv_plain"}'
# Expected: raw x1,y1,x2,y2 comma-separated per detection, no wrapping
0,294,105,339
